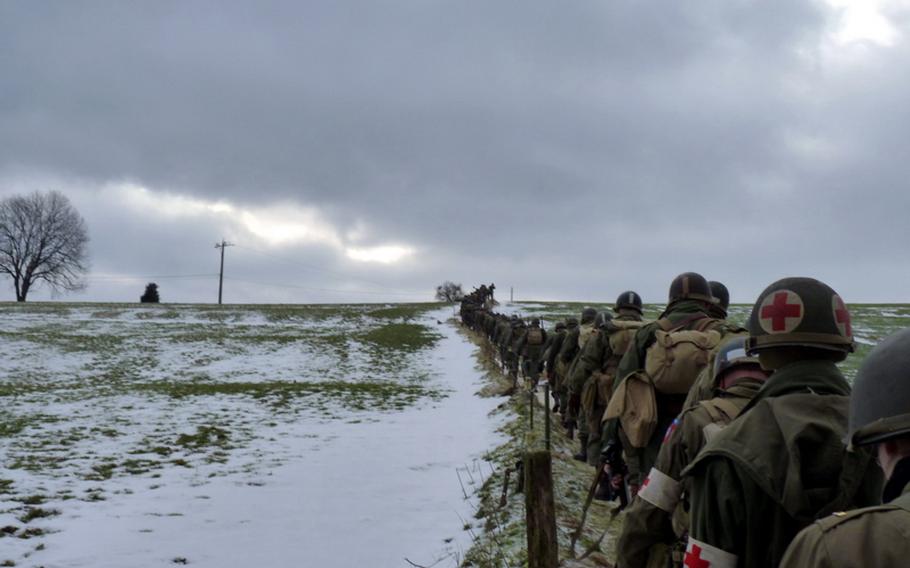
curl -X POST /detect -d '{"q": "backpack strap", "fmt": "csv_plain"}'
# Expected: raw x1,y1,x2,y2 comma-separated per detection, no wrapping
659,313,709,333
692,317,723,333
710,397,743,421
700,400,726,423
699,397,743,424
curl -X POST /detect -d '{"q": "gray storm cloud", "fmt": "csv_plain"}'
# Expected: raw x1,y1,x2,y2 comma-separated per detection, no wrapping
1,0,909,304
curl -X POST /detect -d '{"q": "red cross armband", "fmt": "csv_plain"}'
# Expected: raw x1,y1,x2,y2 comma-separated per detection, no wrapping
638,467,682,513
683,538,738,568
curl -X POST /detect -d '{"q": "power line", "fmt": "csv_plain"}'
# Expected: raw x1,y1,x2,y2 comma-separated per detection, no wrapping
87,273,218,281
233,244,400,290
222,276,427,298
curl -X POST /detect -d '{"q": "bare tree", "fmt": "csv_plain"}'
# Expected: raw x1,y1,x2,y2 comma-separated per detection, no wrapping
0,191,89,302
435,281,464,303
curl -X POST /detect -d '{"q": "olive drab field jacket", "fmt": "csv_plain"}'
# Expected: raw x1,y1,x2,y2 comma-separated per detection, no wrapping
615,378,763,568
683,360,883,568
780,460,910,568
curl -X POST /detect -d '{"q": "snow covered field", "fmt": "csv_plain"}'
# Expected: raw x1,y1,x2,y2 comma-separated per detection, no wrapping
0,303,504,568
3,301,905,568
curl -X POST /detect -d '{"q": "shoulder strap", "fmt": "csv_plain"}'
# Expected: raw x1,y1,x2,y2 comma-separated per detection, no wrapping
660,313,709,333
711,397,743,421
693,317,721,332
699,400,726,423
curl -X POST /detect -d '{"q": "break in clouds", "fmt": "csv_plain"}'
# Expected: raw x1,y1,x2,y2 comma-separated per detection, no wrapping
1,0,909,303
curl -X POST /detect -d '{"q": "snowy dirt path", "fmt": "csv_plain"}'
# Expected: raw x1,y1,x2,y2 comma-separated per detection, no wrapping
28,308,504,568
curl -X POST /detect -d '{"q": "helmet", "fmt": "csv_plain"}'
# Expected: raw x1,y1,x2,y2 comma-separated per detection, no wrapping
615,291,643,314
745,277,854,355
713,336,760,383
555,321,566,331
581,307,597,324
566,317,579,328
709,281,730,311
668,272,713,304
530,318,541,326
594,311,613,329
849,328,910,446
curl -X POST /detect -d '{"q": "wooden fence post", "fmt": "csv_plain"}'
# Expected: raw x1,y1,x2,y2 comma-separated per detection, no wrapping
524,450,558,568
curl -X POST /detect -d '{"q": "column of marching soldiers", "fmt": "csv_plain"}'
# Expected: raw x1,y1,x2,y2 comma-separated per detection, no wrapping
459,273,910,568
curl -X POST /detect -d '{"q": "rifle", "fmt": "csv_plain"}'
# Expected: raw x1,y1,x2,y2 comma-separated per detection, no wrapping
570,459,605,554
601,440,630,510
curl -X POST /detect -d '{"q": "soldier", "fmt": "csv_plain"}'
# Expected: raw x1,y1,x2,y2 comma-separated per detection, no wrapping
495,315,517,371
780,327,910,567
681,281,749,409
615,337,770,568
569,310,612,462
542,320,567,411
483,310,498,341
570,292,648,465
514,318,547,388
507,317,526,379
683,277,882,568
707,280,730,319
554,315,582,426
605,272,727,494
559,308,598,434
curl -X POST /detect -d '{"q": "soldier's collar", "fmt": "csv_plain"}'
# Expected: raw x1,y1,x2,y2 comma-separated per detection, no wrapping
741,360,849,414
884,456,910,503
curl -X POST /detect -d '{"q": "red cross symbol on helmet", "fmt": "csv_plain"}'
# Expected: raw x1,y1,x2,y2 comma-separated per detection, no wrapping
758,290,804,334
832,294,852,337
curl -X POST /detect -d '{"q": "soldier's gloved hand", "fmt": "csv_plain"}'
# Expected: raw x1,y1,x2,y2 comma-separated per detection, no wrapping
601,440,621,466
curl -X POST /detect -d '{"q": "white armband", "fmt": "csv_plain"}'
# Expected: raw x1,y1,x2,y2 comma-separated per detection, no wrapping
684,538,738,568
638,467,682,513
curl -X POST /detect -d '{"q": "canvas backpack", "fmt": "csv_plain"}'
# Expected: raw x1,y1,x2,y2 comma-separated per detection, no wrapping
644,316,722,395
604,370,657,448
526,327,544,346
577,323,597,350
606,320,647,366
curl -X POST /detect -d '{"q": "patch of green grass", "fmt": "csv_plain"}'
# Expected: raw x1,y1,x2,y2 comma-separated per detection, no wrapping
0,327,124,353
366,303,439,320
0,416,29,437
136,309,181,320
356,322,441,351
18,527,45,539
122,458,162,475
18,507,60,524
176,425,231,451
18,495,45,506
91,310,123,319
132,379,444,410
86,462,117,481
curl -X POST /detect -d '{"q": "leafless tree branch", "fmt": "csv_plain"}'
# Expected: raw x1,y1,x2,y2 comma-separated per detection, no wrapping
0,190,89,301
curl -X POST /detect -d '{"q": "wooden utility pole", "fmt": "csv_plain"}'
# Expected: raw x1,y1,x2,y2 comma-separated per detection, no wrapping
525,450,558,568
510,286,514,303
215,240,234,305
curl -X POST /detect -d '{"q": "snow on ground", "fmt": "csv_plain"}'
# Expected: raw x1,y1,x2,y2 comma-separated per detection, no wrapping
0,304,505,568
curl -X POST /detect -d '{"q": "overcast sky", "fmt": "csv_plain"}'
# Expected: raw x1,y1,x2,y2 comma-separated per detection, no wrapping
2,0,909,304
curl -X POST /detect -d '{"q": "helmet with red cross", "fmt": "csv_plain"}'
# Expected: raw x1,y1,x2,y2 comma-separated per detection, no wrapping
744,277,854,355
